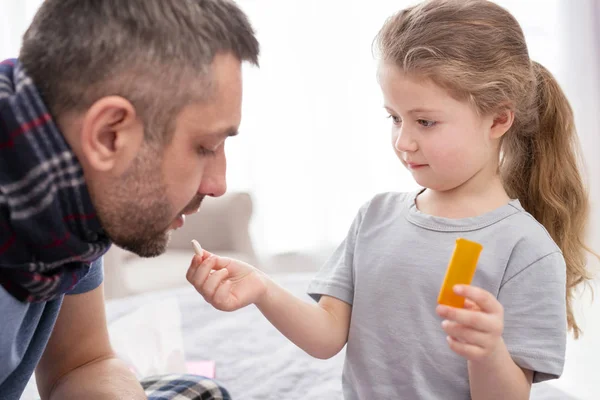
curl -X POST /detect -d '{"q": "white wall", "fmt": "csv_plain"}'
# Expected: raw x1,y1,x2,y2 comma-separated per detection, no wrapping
0,0,42,60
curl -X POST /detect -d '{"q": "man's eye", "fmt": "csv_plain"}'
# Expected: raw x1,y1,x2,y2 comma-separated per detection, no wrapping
197,147,216,157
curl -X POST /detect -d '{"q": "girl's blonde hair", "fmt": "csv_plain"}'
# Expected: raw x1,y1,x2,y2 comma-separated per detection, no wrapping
376,0,594,337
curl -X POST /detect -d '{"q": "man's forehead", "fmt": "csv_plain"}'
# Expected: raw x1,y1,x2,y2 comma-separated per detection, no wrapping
177,101,241,137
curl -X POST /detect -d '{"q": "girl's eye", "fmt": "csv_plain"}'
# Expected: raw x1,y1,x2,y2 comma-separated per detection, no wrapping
387,115,401,125
418,119,436,128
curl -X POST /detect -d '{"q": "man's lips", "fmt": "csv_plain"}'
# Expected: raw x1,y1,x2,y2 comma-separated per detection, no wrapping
171,214,185,230
169,195,206,230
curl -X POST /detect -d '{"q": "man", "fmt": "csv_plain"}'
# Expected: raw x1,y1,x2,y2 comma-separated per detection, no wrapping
0,0,259,398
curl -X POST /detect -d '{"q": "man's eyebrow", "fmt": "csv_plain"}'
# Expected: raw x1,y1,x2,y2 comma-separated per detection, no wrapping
203,127,238,139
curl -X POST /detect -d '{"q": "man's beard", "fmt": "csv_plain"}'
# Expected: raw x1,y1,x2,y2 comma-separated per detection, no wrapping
98,174,173,257
110,192,205,257
92,146,204,257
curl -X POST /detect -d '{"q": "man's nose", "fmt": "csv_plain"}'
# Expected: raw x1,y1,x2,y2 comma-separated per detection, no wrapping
198,149,227,197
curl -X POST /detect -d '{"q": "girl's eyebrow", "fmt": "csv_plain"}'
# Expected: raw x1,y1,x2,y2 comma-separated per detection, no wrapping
384,105,441,114
407,107,439,114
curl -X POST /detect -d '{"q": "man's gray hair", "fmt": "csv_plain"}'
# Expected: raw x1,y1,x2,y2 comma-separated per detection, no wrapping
20,0,259,141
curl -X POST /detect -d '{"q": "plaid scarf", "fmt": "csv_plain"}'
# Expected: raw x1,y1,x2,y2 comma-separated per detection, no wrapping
0,59,111,303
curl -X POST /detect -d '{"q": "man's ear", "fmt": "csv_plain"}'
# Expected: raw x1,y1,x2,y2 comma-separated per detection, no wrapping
79,96,144,175
489,107,515,140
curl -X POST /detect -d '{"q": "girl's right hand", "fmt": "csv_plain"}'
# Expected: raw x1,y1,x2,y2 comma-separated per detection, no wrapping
186,251,269,312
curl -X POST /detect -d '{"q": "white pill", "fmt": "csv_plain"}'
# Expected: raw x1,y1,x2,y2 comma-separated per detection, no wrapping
191,239,203,256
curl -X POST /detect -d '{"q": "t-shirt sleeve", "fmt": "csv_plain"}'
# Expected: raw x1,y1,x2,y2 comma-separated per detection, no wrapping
498,251,567,383
67,257,105,295
307,202,369,305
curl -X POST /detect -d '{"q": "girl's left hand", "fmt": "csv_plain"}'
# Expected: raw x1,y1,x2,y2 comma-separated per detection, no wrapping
436,285,505,363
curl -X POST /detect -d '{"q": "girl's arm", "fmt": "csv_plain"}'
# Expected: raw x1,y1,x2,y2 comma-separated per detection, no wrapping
187,252,351,359
468,341,533,400
257,278,351,359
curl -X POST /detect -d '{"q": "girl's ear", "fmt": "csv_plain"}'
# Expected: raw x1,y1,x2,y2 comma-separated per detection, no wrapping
490,107,514,139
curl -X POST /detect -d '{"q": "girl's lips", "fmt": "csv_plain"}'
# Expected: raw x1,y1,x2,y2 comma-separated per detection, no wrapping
406,162,427,169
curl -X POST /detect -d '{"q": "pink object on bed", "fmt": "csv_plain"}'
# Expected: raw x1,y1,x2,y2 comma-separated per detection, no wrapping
186,360,216,378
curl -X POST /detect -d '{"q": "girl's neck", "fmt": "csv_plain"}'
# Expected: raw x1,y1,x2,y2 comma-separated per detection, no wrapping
416,170,511,219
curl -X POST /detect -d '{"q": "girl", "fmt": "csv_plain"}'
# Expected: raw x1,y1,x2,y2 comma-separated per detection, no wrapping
186,1,595,398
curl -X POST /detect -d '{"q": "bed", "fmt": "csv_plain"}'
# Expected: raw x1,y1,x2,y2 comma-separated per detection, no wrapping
103,272,579,400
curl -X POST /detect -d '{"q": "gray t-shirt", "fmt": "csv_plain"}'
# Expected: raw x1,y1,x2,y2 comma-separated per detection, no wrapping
0,258,104,399
308,191,567,400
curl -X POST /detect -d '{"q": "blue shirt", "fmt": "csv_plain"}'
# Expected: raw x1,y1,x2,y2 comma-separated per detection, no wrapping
0,258,104,399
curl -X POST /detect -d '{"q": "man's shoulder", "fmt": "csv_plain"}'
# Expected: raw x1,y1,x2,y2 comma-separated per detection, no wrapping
67,257,105,295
